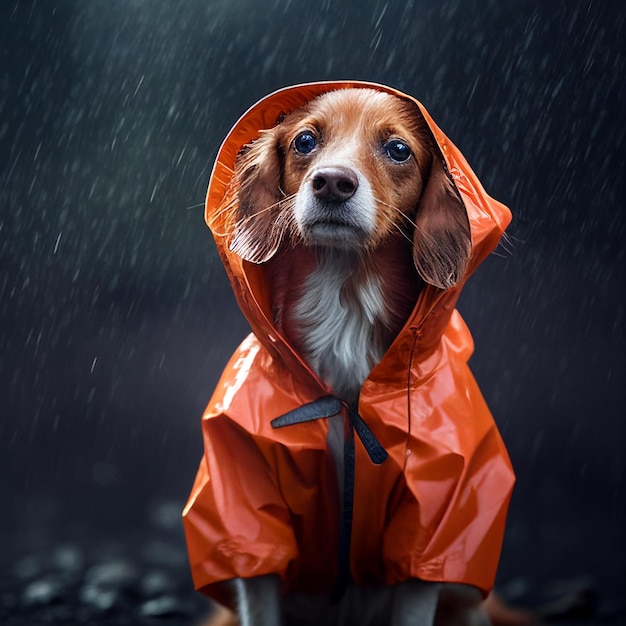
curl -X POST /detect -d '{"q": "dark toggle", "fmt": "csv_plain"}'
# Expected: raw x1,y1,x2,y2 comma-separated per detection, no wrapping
346,404,388,465
271,396,342,427
271,396,388,465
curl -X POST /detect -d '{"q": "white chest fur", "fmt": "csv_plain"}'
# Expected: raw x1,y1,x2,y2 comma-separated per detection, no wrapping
292,251,390,401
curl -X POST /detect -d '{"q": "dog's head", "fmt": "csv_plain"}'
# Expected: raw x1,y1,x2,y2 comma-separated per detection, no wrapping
227,88,471,289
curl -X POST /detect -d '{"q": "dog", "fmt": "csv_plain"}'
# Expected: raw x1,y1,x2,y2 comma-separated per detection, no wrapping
230,88,470,404
192,87,529,626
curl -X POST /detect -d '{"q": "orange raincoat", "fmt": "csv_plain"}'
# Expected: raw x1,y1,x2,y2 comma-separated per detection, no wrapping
183,81,515,601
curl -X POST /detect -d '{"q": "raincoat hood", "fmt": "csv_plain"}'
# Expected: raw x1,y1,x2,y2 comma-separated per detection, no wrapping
183,81,514,599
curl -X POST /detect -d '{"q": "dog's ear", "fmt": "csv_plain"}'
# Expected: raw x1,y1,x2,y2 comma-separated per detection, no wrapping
412,156,471,289
229,128,286,263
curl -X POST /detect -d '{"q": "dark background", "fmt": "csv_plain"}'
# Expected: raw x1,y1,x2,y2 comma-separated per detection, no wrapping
1,0,624,623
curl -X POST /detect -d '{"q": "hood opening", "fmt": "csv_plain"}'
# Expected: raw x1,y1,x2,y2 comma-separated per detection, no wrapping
205,80,511,391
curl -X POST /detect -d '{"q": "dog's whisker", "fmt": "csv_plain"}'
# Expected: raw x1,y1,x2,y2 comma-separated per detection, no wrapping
374,197,420,245
229,195,299,262
489,232,515,259
206,197,242,236
234,198,294,234
238,193,297,223
209,196,238,220
206,200,239,234
496,232,515,256
209,192,297,240
374,196,419,231
377,209,414,245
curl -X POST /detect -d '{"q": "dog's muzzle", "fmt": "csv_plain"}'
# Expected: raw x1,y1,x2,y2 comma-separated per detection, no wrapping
295,166,376,247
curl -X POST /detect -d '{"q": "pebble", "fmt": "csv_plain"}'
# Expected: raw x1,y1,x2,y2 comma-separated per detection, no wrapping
140,569,177,597
79,583,120,612
137,594,195,618
52,544,84,573
2,500,210,624
21,575,66,606
84,560,139,590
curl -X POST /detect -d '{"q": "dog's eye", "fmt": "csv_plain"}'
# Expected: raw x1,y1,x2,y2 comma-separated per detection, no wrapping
385,140,412,163
294,132,317,154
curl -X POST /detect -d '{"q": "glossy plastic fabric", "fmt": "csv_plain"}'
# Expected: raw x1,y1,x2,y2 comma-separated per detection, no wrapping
182,81,515,598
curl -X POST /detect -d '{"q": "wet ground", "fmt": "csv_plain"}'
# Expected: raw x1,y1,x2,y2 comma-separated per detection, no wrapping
1,498,210,626
1,498,623,626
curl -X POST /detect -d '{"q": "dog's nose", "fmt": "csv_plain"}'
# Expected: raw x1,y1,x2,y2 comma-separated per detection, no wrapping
311,166,358,202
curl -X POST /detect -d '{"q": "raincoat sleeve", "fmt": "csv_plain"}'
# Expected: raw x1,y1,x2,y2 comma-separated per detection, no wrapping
381,312,514,594
182,342,299,596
